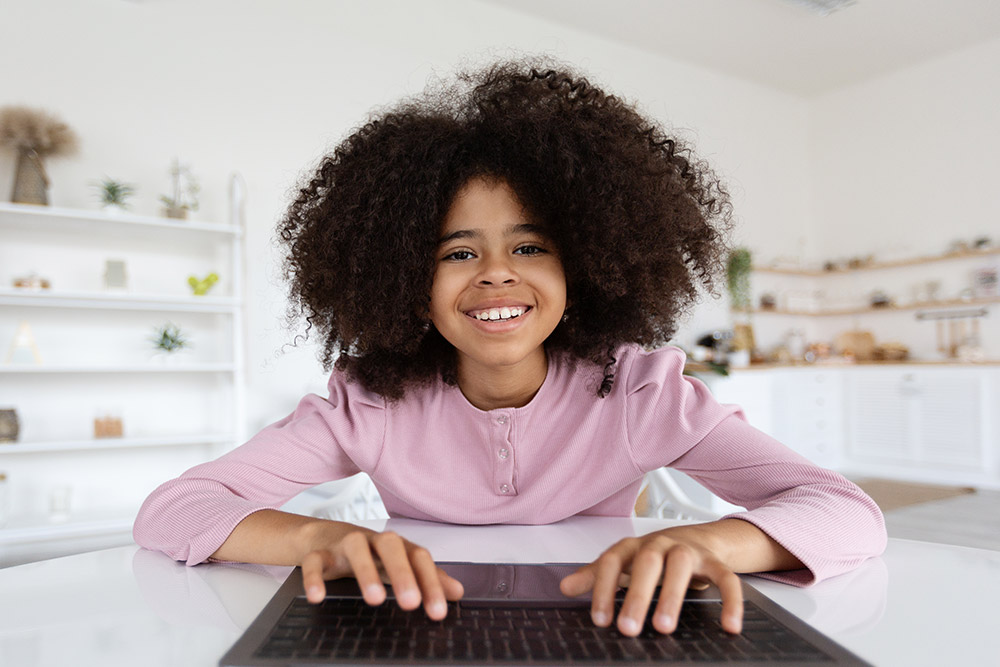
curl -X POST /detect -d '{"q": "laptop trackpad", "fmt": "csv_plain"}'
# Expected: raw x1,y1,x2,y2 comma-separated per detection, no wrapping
438,562,594,607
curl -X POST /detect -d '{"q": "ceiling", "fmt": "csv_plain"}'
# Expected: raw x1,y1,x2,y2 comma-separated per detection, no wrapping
479,0,1000,96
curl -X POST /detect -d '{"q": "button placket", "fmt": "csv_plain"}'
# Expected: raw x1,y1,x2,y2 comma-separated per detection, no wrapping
492,411,516,496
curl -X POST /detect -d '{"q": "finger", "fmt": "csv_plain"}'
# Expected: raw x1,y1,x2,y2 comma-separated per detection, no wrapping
438,567,465,601
371,532,421,610
651,545,697,634
560,561,635,599
590,548,630,629
301,550,334,603
616,543,667,637
341,531,387,606
559,564,596,598
409,546,448,620
710,567,744,634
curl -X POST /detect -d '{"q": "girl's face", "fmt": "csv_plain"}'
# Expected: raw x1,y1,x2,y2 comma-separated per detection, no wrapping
429,178,567,381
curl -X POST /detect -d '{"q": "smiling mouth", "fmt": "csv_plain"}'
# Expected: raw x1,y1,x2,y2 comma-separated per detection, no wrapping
466,306,531,322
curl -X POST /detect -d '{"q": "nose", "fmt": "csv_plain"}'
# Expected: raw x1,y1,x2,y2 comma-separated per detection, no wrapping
476,252,519,287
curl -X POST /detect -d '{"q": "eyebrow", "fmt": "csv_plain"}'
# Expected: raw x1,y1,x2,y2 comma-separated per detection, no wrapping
438,223,547,246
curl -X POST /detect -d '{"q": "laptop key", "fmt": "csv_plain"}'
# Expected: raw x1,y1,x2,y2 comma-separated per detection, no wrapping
246,589,847,664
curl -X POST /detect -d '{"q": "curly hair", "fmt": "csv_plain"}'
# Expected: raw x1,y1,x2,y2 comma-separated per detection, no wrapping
278,57,732,400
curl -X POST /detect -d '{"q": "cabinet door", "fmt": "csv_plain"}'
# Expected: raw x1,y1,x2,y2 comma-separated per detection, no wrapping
706,371,775,436
847,369,987,474
846,372,914,465
771,370,844,468
917,374,983,469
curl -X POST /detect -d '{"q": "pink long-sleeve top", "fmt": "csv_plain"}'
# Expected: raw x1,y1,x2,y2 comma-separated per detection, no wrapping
134,344,886,585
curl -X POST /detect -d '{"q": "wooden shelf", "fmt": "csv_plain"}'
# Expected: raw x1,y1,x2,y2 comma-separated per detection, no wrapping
735,360,1000,370
750,295,1000,317
754,247,1000,276
0,433,235,455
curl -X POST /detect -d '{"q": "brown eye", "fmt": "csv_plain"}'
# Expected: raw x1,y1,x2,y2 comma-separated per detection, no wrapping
514,245,545,256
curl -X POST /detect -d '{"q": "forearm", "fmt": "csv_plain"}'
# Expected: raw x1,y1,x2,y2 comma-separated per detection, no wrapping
210,509,372,566
658,518,804,575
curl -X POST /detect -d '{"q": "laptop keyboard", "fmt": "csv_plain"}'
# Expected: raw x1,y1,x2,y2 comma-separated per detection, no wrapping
253,597,831,664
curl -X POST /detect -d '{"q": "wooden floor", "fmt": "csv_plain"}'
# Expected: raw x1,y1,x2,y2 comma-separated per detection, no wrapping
880,488,1000,551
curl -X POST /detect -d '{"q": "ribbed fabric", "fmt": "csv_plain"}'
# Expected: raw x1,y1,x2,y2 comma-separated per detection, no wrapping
133,345,886,584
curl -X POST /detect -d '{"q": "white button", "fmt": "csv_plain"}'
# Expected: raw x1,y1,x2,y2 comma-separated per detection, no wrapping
496,415,508,425
498,448,509,460
500,484,511,493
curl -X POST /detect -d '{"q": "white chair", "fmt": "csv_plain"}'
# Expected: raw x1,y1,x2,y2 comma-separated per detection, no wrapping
287,469,727,524
284,473,389,522
636,468,727,521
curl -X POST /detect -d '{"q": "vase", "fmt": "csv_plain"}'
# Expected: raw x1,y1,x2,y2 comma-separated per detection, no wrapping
0,409,19,443
164,205,188,220
11,148,49,205
729,312,756,368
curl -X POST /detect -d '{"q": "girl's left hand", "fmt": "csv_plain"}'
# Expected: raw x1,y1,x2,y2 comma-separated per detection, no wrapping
559,528,743,637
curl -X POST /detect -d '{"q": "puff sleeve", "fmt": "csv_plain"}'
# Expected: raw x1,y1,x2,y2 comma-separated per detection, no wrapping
622,346,886,585
133,374,386,565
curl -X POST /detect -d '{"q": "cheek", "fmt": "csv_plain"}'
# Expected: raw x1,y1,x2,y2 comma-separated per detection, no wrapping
428,268,459,320
542,264,568,308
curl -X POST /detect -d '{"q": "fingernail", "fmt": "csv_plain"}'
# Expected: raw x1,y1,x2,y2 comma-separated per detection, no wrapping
307,585,324,600
364,584,384,601
592,610,609,626
429,600,447,617
654,613,672,630
399,588,420,607
619,616,640,635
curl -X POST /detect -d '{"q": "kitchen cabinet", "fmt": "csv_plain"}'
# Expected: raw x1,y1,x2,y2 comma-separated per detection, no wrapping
708,364,999,489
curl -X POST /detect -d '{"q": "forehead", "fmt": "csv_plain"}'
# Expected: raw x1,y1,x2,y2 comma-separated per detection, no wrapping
440,178,533,235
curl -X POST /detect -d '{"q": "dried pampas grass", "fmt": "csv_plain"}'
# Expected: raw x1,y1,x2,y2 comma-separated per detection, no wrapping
0,105,78,156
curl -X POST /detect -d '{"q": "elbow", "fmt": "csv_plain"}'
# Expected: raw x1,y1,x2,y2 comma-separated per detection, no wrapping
131,489,194,564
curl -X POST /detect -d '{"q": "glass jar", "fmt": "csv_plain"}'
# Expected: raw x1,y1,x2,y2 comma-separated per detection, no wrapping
0,472,9,527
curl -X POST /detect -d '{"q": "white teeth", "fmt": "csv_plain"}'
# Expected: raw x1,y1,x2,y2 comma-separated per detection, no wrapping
474,307,525,321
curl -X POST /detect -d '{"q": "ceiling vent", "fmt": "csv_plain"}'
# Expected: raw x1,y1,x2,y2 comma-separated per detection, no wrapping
780,0,858,16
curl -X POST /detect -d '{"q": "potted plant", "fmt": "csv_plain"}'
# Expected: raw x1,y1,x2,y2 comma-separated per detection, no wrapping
149,323,190,362
160,158,200,219
726,247,755,367
726,247,753,312
93,177,136,213
0,105,79,205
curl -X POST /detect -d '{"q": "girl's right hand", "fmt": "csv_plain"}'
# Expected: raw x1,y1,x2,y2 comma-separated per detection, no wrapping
300,529,465,620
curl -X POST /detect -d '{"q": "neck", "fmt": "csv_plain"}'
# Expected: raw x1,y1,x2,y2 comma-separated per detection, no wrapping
456,348,549,411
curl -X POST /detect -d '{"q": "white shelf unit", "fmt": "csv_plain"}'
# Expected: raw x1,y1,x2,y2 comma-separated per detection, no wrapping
0,195,246,566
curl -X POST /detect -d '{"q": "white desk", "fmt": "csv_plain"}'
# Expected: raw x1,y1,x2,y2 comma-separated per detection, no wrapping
1,517,997,666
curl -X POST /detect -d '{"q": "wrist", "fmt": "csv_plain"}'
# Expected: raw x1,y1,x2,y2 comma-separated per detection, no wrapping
655,519,794,573
294,517,372,557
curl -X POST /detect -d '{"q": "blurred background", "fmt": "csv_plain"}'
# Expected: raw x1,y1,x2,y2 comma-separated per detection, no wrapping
1,0,998,565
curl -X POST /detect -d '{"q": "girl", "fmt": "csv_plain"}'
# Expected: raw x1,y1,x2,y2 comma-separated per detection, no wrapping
134,58,886,638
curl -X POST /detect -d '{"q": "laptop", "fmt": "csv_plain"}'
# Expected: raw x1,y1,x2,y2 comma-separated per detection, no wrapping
220,562,869,666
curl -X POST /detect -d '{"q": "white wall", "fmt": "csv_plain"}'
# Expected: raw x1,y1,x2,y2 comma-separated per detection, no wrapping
0,0,809,434
796,36,1000,360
